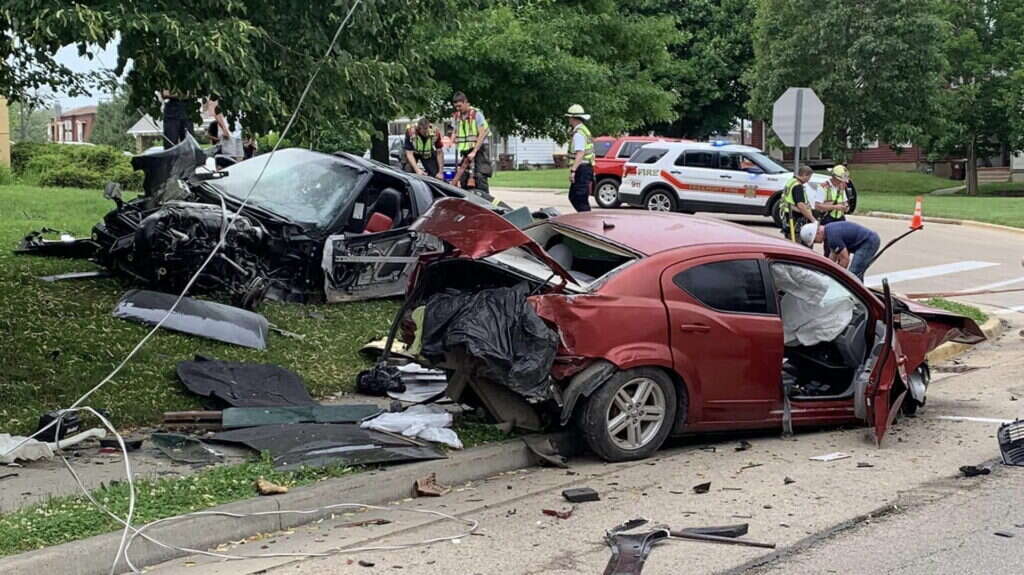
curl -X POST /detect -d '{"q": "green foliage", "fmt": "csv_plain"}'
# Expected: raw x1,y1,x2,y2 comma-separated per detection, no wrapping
0,164,12,185
8,96,52,143
923,298,988,323
747,0,948,160
92,89,136,151
12,142,142,190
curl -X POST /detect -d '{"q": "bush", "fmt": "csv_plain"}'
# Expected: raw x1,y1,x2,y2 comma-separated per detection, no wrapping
11,142,142,191
0,164,12,185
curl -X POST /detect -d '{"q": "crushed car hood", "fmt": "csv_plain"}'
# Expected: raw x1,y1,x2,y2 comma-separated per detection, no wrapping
411,198,576,285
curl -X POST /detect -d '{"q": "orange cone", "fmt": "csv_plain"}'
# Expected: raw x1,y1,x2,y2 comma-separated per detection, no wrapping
909,196,923,230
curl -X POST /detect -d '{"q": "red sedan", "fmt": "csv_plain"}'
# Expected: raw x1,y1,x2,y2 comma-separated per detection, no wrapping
404,199,985,462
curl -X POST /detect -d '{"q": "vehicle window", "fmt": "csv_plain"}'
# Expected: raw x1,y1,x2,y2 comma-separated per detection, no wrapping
618,141,646,158
594,140,613,158
629,147,668,164
745,151,788,174
677,151,716,168
673,260,769,314
719,152,760,171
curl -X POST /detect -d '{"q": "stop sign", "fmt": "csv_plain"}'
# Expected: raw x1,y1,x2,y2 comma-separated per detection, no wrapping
772,87,824,148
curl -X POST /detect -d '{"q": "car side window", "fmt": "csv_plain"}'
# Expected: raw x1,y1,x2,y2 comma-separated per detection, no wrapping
618,141,643,158
673,259,769,314
630,148,668,164
679,151,716,169
594,140,613,158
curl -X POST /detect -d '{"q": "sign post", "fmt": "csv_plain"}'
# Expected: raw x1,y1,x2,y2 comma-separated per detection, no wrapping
771,87,824,174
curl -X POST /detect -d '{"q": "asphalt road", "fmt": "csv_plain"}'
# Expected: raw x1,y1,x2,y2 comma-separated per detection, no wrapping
493,187,1024,318
146,330,1024,574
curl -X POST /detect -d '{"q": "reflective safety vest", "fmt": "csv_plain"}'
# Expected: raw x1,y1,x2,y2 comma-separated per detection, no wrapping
568,123,595,165
452,107,488,152
822,182,848,220
407,124,437,160
781,178,801,211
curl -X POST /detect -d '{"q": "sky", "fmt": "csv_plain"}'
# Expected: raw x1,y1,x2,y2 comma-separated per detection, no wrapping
52,41,120,109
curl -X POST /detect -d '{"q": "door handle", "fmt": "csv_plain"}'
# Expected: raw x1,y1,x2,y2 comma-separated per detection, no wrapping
719,175,733,179
679,323,710,333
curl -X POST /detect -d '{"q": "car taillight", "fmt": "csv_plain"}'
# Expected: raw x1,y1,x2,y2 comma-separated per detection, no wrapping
624,165,637,176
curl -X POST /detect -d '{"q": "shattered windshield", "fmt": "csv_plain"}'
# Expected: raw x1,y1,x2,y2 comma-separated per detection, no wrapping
210,149,363,228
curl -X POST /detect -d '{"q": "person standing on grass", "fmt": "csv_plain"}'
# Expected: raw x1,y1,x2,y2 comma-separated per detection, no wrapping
565,104,595,213
800,220,881,281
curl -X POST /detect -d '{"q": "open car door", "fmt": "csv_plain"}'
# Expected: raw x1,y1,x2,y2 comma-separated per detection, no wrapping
865,279,909,445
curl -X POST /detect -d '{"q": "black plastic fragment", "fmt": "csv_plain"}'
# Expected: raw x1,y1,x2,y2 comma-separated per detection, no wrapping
114,289,269,349
960,465,992,477
177,357,315,408
562,487,600,503
693,482,711,494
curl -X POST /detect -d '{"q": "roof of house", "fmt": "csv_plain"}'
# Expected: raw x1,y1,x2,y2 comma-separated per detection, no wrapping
126,113,216,136
60,105,98,118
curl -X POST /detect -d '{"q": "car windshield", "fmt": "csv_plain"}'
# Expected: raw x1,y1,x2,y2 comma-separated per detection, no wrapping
209,149,363,228
745,151,788,174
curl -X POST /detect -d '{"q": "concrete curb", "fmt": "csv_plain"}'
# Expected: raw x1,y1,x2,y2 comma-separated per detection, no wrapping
926,316,1004,364
863,210,1024,236
0,439,535,575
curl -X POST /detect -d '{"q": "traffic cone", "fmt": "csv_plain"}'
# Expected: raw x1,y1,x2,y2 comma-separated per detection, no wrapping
909,196,923,230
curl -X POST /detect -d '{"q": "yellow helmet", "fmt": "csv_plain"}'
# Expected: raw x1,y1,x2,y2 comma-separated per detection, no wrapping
829,164,850,182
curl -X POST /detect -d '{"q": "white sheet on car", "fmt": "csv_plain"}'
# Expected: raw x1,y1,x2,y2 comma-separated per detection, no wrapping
772,264,855,347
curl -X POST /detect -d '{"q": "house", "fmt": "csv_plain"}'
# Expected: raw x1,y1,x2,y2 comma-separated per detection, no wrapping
126,112,217,152
49,105,97,143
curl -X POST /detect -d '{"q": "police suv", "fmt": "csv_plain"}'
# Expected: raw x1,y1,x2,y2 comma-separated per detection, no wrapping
617,141,829,225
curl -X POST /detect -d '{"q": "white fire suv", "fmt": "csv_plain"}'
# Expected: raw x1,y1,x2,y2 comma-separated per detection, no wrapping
617,141,829,225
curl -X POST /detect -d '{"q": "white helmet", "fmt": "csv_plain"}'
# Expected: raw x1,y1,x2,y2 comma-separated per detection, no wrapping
799,222,819,247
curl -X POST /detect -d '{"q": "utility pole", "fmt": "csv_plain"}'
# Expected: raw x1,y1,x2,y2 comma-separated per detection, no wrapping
0,97,10,167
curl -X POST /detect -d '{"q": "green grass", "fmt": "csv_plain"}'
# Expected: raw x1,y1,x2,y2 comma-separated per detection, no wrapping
976,180,1024,196
0,454,359,557
923,298,989,324
849,169,953,196
490,168,568,189
0,184,399,435
857,193,1024,228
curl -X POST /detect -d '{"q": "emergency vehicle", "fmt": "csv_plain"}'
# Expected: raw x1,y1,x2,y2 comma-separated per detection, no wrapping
617,141,829,225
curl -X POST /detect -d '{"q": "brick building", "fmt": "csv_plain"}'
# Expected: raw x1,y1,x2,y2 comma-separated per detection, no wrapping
49,105,98,143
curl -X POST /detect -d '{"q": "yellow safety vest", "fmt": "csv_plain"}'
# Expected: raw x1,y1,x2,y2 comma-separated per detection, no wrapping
568,123,595,165
452,108,488,152
822,182,847,219
406,124,437,159
782,178,801,211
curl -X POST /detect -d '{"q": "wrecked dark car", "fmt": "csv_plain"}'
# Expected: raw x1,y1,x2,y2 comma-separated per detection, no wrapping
22,135,528,306
395,199,985,462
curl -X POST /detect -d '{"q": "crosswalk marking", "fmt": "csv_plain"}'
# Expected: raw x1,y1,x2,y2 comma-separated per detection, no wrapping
865,261,999,287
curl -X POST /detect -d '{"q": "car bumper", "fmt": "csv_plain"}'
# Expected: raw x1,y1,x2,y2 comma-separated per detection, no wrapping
617,189,643,206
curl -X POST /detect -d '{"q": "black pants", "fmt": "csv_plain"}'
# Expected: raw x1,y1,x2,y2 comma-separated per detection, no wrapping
458,145,491,192
569,163,593,212
163,118,192,149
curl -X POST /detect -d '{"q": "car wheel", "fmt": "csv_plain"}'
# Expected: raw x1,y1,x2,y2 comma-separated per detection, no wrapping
644,188,677,212
578,368,678,462
768,195,784,227
594,178,621,208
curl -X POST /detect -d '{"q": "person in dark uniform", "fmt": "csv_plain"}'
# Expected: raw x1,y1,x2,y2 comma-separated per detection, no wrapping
403,118,444,178
161,90,194,148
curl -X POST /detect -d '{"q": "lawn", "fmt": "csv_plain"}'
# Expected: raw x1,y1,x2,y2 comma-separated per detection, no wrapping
857,193,1024,228
490,168,568,189
0,184,399,436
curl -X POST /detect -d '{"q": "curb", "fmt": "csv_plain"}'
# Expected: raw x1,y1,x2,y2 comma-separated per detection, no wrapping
862,211,1024,236
0,439,536,575
926,316,1004,364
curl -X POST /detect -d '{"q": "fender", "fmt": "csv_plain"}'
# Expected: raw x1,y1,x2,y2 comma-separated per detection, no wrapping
558,360,617,425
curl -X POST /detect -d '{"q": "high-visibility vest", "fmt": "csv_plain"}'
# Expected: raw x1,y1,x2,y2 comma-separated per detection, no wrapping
822,182,847,219
782,178,801,211
452,107,487,152
568,123,595,165
407,125,437,159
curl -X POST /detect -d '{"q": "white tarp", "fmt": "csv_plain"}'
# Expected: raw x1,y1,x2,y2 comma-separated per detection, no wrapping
772,264,856,346
361,404,462,449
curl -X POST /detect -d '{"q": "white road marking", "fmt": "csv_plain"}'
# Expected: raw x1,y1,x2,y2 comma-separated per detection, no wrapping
865,261,999,287
934,415,1016,425
993,305,1024,315
968,275,1024,291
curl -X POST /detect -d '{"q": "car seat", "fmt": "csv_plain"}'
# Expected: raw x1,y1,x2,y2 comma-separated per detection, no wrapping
547,243,595,283
364,188,402,233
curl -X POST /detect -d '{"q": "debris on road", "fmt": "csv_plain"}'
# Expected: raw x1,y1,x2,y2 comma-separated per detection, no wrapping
177,357,316,408
692,481,712,494
960,465,992,477
784,476,796,485
670,523,776,549
0,472,19,481
360,404,462,449
114,290,269,349
415,473,451,497
522,435,573,468
358,559,376,567
255,477,289,495
857,461,874,468
151,432,222,465
562,487,600,503
809,452,851,462
542,507,575,520
994,531,1015,538
222,405,383,429
735,440,752,452
99,437,143,451
1,428,107,464
997,419,1024,466
603,518,669,575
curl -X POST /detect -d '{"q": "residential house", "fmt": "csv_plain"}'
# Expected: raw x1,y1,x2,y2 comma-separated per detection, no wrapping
126,111,217,152
49,105,97,143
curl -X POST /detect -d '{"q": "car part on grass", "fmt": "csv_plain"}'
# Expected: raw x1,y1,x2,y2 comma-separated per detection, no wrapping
562,487,600,503
209,423,446,471
177,357,315,407
414,472,450,497
163,410,224,429
15,228,99,259
151,432,223,464
222,405,384,428
359,337,416,361
114,289,269,349
0,428,107,464
420,284,558,401
356,364,406,396
35,410,82,442
255,477,289,495
360,404,462,449
997,419,1024,466
603,518,670,575
39,270,112,282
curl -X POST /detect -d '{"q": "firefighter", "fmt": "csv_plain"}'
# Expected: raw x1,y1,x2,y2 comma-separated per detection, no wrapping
403,118,444,178
449,92,492,191
565,104,594,212
814,164,851,225
778,165,817,242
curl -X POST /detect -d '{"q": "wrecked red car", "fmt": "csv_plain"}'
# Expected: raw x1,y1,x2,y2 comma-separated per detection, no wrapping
399,198,985,462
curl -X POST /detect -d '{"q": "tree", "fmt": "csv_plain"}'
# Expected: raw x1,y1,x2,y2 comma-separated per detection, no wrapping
920,0,1024,194
746,0,947,161
631,0,756,139
92,88,135,151
8,88,53,142
429,0,678,140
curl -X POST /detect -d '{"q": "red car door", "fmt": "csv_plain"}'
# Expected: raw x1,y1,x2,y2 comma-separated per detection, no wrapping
660,254,785,425
866,279,908,444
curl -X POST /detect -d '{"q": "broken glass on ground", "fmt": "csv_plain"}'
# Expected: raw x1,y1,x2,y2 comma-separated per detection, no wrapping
151,432,222,464
177,357,316,408
113,290,269,349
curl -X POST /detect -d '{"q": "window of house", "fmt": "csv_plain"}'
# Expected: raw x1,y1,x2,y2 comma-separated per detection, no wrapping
673,259,769,314
675,150,717,168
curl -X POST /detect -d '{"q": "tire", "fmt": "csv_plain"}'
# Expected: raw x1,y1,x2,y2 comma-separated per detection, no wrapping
594,178,622,208
768,195,784,227
644,188,677,213
578,368,678,462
